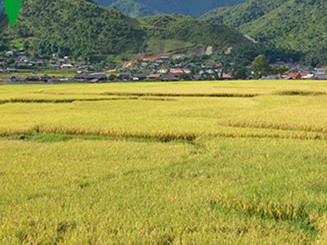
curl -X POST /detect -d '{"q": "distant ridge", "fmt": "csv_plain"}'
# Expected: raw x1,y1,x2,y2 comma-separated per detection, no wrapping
95,0,247,17
201,0,327,66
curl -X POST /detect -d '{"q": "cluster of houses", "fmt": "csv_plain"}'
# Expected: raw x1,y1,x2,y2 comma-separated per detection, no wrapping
103,55,326,81
74,60,326,82
261,67,327,80
9,74,68,83
0,50,326,82
0,50,94,73
107,55,234,81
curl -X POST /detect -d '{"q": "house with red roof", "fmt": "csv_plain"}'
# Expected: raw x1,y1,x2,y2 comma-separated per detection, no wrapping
147,74,162,80
281,72,314,80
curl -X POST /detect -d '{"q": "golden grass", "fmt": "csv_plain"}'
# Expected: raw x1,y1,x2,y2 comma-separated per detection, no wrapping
1,95,327,140
0,138,326,243
0,80,326,243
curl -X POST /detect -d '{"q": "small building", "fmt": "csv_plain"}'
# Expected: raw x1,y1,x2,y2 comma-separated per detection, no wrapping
10,76,25,82
170,68,191,75
61,64,74,69
41,74,51,82
161,74,179,81
158,68,169,74
133,74,148,81
117,74,131,81
87,73,107,82
75,73,107,82
282,72,309,80
313,74,327,80
147,74,162,80
74,74,88,80
302,74,315,79
314,66,326,75
169,72,183,78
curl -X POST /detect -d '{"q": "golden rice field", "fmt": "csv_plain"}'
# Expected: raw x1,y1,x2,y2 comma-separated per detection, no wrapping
0,80,326,244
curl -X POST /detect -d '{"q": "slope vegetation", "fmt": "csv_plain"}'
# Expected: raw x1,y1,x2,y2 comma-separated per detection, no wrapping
201,0,285,27
0,0,251,59
201,0,327,65
141,14,252,54
1,0,145,59
111,0,160,18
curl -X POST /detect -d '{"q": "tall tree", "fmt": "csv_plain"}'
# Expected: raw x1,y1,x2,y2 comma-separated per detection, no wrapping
251,54,270,78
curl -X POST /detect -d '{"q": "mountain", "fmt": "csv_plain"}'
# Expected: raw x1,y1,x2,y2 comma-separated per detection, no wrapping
0,0,252,61
111,0,160,18
1,0,145,59
141,14,251,54
201,0,327,66
201,0,285,28
95,0,247,17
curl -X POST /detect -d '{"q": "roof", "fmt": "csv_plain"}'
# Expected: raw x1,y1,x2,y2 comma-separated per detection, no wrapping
302,74,315,79
170,68,190,74
147,74,162,79
161,74,179,81
75,73,107,80
169,72,183,77
61,64,73,68
261,75,278,80
282,73,303,79
88,73,107,79
134,73,148,78
74,74,88,79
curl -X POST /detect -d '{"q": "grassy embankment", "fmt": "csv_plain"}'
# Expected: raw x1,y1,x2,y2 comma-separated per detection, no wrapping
0,69,77,80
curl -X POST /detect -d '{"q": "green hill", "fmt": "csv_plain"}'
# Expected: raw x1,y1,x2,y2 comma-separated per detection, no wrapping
201,0,285,27
141,14,252,53
0,0,252,61
1,0,251,59
111,0,160,18
201,0,327,66
1,0,145,60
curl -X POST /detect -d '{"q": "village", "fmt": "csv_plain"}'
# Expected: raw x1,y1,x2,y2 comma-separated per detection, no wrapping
0,49,326,83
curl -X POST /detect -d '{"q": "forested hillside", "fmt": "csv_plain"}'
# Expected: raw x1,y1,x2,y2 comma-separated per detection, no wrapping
0,0,251,61
141,14,251,51
201,0,327,66
201,0,285,28
0,0,145,59
111,0,160,18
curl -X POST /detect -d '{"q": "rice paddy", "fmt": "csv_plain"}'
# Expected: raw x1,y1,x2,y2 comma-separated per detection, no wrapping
0,80,326,244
